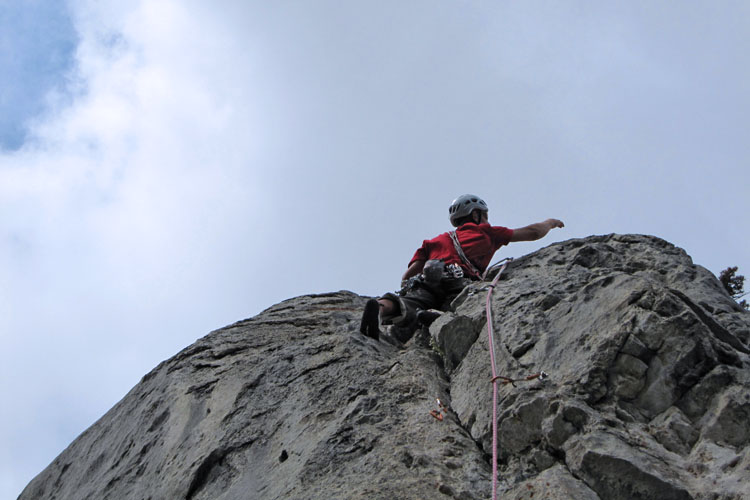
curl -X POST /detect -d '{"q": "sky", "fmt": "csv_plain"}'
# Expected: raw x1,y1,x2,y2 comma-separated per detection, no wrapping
1,1,748,497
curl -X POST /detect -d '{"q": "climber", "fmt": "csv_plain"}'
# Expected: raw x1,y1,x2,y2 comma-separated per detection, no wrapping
359,194,564,342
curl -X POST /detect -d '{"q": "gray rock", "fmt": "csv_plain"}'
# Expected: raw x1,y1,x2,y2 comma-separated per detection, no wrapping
20,292,491,500
429,312,481,373
700,386,750,448
649,406,699,455
19,234,750,500
502,464,601,500
565,431,693,500
443,234,750,499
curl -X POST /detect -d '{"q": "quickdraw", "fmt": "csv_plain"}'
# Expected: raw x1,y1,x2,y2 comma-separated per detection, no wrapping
491,371,548,387
428,398,448,421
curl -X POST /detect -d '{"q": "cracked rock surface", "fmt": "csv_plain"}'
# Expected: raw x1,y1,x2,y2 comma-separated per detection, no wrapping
435,234,750,500
19,234,750,500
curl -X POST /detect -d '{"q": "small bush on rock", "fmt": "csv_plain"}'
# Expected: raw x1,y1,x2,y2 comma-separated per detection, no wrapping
719,266,749,309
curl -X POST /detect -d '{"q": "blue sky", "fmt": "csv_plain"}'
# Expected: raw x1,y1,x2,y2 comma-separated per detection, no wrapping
0,1,77,150
2,1,749,498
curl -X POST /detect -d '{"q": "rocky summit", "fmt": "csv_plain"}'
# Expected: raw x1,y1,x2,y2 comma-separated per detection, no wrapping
19,234,750,500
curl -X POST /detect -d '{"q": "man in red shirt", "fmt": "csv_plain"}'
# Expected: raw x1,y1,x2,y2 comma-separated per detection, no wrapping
360,194,564,342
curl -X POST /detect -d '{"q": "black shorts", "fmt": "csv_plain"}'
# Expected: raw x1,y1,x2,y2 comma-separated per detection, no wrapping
380,275,470,328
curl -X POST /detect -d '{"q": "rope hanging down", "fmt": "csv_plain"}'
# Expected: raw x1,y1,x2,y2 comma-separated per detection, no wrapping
485,259,509,500
484,258,548,500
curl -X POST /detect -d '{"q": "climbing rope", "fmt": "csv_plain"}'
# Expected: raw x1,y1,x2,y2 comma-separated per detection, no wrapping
485,258,510,500
484,257,547,500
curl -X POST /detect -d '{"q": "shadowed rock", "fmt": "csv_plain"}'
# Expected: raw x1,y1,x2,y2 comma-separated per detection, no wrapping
19,234,750,500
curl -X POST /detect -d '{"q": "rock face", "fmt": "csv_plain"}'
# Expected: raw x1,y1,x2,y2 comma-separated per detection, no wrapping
19,234,750,500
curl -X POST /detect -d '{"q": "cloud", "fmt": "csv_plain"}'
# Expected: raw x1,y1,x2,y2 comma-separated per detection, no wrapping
0,2,274,495
3,2,750,498
0,0,78,150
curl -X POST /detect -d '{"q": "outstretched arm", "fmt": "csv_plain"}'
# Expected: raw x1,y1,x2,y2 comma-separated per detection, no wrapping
511,218,565,242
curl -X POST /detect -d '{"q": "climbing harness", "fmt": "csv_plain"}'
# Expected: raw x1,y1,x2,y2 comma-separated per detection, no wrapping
399,262,464,296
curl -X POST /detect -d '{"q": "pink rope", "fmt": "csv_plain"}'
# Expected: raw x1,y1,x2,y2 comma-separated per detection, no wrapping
485,260,509,500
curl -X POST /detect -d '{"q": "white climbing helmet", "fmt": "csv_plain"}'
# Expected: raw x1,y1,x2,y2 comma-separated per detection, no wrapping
449,194,488,227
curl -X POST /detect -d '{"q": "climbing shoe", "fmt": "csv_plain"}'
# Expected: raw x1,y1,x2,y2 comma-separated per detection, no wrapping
416,309,441,327
359,299,380,340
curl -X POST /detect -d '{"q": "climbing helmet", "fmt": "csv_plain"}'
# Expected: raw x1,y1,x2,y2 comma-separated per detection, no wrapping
449,194,488,227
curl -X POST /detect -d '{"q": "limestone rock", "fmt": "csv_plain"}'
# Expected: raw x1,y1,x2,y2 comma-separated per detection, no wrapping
19,292,490,500
439,234,750,500
503,465,601,500
19,234,750,500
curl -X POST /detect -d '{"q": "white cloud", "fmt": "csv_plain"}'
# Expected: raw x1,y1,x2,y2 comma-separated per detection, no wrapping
0,2,274,495
3,1,750,498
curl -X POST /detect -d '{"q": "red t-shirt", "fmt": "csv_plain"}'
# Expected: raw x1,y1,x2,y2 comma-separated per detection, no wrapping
409,223,514,274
